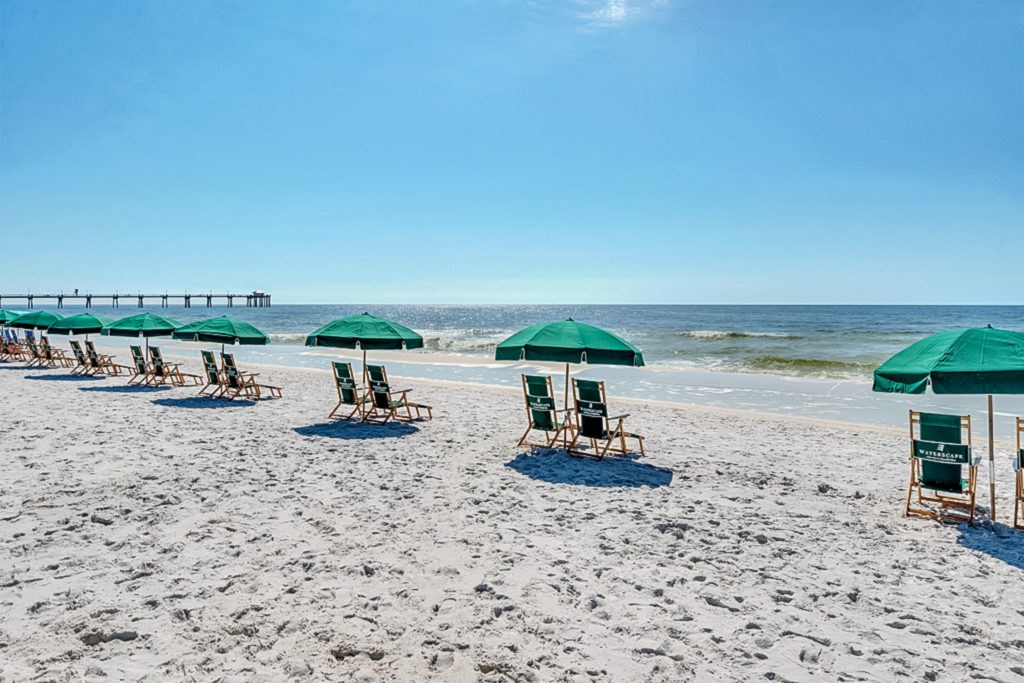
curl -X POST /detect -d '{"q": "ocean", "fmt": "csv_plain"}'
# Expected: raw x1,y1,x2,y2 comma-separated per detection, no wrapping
12,304,1024,436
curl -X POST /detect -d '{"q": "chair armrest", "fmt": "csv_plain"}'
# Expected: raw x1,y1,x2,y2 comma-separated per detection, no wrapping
607,414,630,421
393,388,412,395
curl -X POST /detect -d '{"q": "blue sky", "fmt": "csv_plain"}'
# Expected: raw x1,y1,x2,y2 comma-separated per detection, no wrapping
1,0,1020,304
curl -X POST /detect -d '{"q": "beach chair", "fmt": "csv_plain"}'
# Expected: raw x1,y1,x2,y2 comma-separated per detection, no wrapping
1,331,25,362
127,345,153,384
85,341,127,376
150,347,202,387
221,353,281,399
1015,418,1024,531
198,350,226,397
328,361,370,420
567,379,644,459
23,340,48,367
41,336,74,368
362,364,431,423
517,375,573,449
906,411,979,525
68,340,91,375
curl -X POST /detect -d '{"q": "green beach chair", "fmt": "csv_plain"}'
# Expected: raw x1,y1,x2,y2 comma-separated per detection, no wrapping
906,411,978,525
41,336,74,368
362,364,431,423
221,353,281,399
198,350,225,396
128,345,152,384
517,374,573,450
24,340,47,367
567,379,644,459
150,347,201,387
68,340,91,375
85,341,126,376
1015,418,1023,531
329,361,370,420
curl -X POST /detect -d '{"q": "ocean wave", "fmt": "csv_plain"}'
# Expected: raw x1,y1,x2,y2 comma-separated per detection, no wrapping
740,355,877,379
268,333,309,345
679,330,805,341
422,336,500,354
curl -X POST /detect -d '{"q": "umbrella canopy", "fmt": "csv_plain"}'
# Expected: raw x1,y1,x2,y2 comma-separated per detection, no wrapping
9,310,63,330
495,319,644,367
172,316,269,346
873,327,1024,395
102,312,182,338
305,313,424,350
873,326,1024,522
47,313,115,336
0,309,30,325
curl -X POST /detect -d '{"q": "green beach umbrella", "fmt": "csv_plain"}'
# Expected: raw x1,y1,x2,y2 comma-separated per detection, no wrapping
873,326,1024,521
102,312,182,353
47,313,115,339
495,318,645,410
9,310,63,331
305,312,423,382
0,309,30,326
173,315,270,352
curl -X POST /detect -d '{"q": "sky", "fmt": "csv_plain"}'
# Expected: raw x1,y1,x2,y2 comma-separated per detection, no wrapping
0,0,1021,304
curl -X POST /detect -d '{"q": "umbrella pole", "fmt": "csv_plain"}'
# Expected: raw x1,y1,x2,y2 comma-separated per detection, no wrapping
565,362,570,412
363,348,368,388
989,394,996,522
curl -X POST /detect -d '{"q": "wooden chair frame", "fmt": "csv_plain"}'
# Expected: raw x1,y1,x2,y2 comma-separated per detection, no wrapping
362,364,431,423
517,374,573,449
567,378,645,460
1015,418,1023,531
329,361,370,420
149,347,202,387
906,410,978,525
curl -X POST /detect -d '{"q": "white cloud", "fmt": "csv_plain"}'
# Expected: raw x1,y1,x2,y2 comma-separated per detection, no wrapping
576,0,668,29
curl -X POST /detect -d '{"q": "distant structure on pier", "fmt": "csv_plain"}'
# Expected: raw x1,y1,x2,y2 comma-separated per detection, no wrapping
0,290,272,309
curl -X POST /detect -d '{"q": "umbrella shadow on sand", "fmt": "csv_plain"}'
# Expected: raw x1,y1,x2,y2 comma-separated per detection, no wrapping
25,374,104,382
505,450,673,488
80,385,172,394
294,421,419,440
956,523,1024,571
152,397,257,409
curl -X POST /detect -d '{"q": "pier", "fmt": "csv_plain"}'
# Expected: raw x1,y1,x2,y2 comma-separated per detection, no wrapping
0,291,271,309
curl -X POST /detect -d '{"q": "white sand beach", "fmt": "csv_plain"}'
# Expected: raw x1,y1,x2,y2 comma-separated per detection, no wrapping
1,353,1022,682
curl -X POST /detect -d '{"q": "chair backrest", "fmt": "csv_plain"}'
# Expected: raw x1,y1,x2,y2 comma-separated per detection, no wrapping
130,345,147,374
574,379,609,439
41,336,55,359
69,340,86,364
150,347,166,374
523,375,557,431
221,353,243,389
366,364,391,409
1017,418,1024,471
333,362,359,405
201,350,220,385
26,330,35,341
26,340,40,358
85,340,100,364
912,411,971,491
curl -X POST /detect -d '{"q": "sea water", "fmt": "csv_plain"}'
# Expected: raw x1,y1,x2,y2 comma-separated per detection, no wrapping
15,304,1024,437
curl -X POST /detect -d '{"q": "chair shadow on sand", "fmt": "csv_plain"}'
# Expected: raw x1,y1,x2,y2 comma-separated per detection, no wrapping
25,374,104,382
152,397,257,409
80,385,172,393
956,523,1024,571
293,421,419,440
505,450,673,488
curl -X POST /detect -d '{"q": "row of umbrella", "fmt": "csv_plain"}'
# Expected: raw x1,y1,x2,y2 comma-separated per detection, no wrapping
4,307,1022,519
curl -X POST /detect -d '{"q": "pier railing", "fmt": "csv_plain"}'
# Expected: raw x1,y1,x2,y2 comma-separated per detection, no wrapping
0,292,271,309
